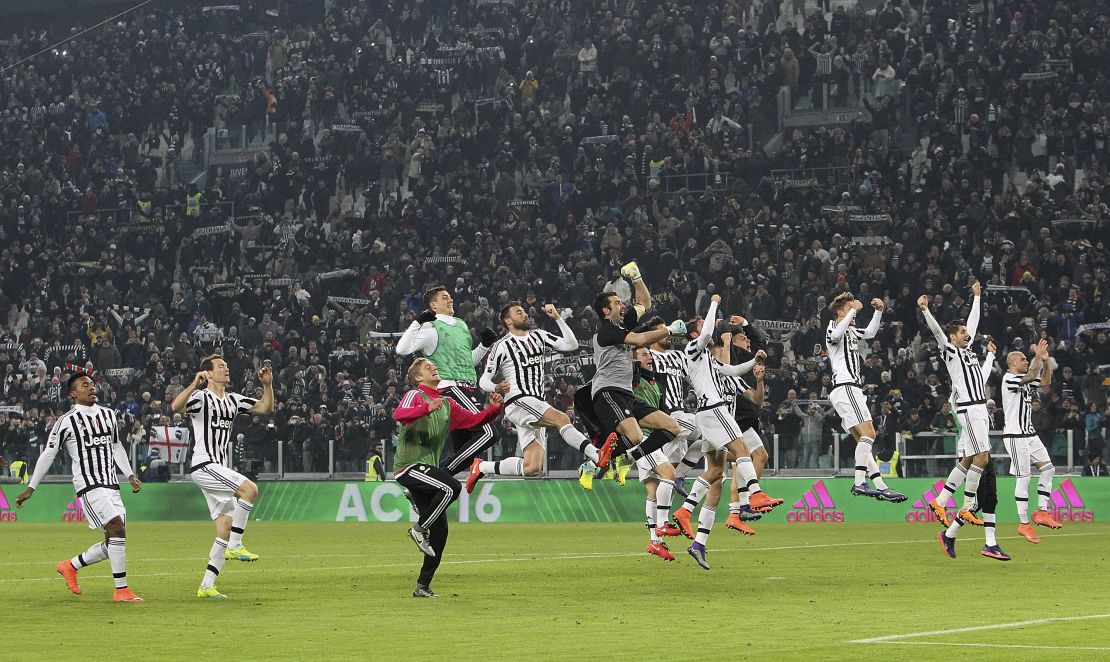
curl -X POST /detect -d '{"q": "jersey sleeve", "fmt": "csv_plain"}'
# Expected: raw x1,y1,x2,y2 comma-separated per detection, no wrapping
232,392,259,412
623,306,640,329
185,390,204,414
596,321,629,347
1003,374,1023,392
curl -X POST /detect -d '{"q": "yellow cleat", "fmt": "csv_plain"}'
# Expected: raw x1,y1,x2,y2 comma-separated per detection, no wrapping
578,463,594,491
225,546,259,562
615,457,632,485
197,586,228,599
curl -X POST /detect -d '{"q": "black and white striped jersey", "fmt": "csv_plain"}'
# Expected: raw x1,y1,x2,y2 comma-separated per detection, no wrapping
826,322,864,385
941,344,989,405
1002,373,1039,436
649,349,691,413
34,404,128,495
482,330,568,401
185,389,258,470
685,343,732,409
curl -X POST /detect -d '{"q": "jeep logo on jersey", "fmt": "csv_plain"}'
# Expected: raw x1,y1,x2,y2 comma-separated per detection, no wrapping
213,419,233,429
87,434,114,446
787,480,845,523
0,487,15,522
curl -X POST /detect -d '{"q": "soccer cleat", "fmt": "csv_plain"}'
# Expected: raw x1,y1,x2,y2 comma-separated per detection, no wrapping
615,457,632,485
938,531,957,559
927,499,952,528
957,509,984,526
113,588,144,602
56,560,81,595
737,505,762,521
1032,509,1062,529
578,463,595,491
647,541,675,561
655,522,681,537
725,514,756,536
197,586,228,599
672,507,696,540
620,261,642,281
850,482,880,498
408,527,436,557
596,433,618,471
1017,523,1041,544
673,476,689,499
465,457,483,494
980,545,1011,561
874,487,907,503
412,584,440,598
748,491,784,512
225,546,259,562
687,542,710,570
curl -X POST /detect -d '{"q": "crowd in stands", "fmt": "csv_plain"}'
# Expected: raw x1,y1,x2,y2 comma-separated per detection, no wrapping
0,0,1108,476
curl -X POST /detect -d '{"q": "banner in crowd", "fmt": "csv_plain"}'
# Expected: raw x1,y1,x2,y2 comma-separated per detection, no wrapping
1077,321,1110,335
2,478,1105,524
753,319,801,331
147,426,191,463
0,405,24,415
327,296,374,306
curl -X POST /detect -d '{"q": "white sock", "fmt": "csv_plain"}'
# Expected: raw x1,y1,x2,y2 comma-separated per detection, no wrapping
735,457,760,494
478,458,524,476
1015,474,1031,524
738,486,750,507
945,518,964,540
963,465,984,511
72,541,108,569
854,437,873,484
1037,463,1055,510
983,513,997,546
107,537,128,589
935,464,967,506
728,501,742,515
646,498,660,543
682,477,711,512
694,506,716,545
560,424,599,463
865,454,888,490
655,479,674,530
228,499,253,549
201,537,228,590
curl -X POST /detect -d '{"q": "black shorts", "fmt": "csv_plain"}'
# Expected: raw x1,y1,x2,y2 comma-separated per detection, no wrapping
735,416,761,434
592,387,658,435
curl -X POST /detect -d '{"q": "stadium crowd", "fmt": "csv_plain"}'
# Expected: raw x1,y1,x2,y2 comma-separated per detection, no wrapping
0,0,1108,477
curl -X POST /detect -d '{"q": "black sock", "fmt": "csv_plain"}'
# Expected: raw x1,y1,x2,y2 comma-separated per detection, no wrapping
627,429,676,461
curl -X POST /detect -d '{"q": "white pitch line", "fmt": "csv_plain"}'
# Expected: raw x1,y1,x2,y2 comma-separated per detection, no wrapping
866,641,1110,652
851,613,1110,644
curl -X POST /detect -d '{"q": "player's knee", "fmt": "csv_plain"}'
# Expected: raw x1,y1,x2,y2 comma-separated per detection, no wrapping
548,410,570,427
971,451,990,467
662,419,680,435
522,458,543,476
752,446,768,462
238,480,259,501
105,517,126,538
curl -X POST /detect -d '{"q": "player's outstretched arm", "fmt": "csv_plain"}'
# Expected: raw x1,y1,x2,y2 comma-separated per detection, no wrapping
861,298,885,340
966,281,982,342
827,299,860,342
171,370,207,414
396,312,438,356
918,295,947,346
249,366,275,414
545,304,580,351
1036,339,1053,388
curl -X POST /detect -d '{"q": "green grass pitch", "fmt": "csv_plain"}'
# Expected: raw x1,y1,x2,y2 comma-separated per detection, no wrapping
4,521,1108,660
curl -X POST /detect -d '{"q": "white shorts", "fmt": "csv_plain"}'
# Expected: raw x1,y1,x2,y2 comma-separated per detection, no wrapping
695,405,744,451
742,427,766,451
1003,434,1050,476
191,463,248,520
79,488,126,530
830,385,871,431
956,408,992,457
505,396,553,451
671,410,701,444
636,448,673,482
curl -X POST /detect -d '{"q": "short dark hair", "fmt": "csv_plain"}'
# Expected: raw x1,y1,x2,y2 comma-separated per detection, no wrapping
67,373,90,393
945,321,965,338
199,354,224,372
500,301,522,328
593,291,618,317
423,286,448,309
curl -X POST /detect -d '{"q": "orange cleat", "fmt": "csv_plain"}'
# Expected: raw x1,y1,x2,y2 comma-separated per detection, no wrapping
464,457,483,494
927,500,952,528
56,560,81,595
1032,509,1062,529
655,522,681,537
957,509,984,526
596,433,618,471
672,507,695,540
647,541,675,561
1017,522,1041,544
725,514,756,536
112,588,144,602
749,491,784,512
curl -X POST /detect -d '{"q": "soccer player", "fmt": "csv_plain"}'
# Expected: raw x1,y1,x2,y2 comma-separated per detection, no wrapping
172,355,274,599
16,373,144,602
394,358,503,598
397,286,503,475
471,302,610,491
1002,339,1062,542
825,292,906,502
647,320,704,495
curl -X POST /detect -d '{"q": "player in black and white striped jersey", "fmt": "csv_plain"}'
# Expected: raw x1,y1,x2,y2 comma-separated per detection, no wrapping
1002,339,1062,542
16,373,144,602
647,331,704,490
471,302,607,492
172,354,274,598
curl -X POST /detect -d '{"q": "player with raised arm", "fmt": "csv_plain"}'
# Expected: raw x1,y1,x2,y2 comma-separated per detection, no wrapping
397,286,505,475
825,292,906,502
394,358,503,598
471,302,609,491
1003,339,1062,543
172,355,274,599
646,319,704,497
16,374,144,602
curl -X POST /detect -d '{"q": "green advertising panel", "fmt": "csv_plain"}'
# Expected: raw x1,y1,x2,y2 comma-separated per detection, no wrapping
1,477,1105,525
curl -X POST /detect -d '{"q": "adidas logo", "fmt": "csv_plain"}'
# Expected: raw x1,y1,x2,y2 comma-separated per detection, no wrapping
62,497,85,523
1047,478,1094,523
787,480,845,523
905,480,957,523
0,487,15,522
